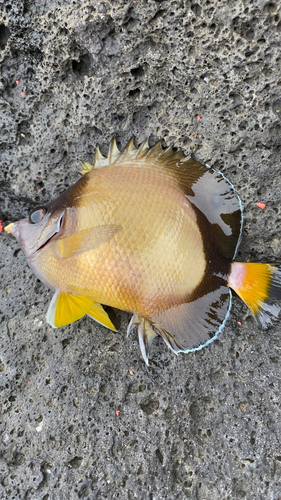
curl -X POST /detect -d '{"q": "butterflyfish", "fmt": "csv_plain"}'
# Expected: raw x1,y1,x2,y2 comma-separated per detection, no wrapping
5,138,281,364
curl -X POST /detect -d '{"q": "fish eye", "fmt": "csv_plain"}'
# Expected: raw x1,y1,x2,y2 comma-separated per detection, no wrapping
29,207,47,224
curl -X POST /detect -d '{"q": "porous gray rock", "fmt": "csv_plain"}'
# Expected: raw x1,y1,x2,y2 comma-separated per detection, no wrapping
0,1,280,499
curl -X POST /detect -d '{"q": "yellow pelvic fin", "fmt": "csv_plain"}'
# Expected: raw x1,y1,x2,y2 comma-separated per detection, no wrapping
58,224,122,259
47,291,117,330
47,291,94,328
4,222,15,233
87,303,117,331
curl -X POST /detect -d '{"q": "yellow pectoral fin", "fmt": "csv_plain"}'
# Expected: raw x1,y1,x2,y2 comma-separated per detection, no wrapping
58,225,122,259
87,303,117,331
47,291,93,328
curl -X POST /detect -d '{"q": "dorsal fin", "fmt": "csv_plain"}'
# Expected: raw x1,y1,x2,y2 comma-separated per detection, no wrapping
114,137,138,163
147,140,163,158
94,144,108,167
134,139,150,159
79,159,94,175
79,137,183,173
107,136,121,164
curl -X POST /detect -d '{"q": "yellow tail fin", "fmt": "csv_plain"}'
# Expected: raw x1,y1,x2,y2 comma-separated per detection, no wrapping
228,262,281,328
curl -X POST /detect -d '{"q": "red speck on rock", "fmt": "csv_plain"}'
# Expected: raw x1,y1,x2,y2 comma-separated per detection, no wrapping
116,410,120,416
0,221,3,233
256,202,266,209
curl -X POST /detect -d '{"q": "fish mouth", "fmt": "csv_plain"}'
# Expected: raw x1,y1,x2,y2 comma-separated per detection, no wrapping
36,232,58,253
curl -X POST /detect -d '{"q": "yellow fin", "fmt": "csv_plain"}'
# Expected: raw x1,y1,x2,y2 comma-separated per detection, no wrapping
228,263,281,328
58,225,122,259
87,303,117,331
228,263,270,314
47,291,93,328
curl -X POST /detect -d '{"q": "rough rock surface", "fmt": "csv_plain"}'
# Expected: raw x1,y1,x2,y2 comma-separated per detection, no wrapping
0,0,281,499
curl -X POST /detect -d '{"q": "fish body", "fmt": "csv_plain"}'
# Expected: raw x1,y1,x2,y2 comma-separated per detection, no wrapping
7,138,281,363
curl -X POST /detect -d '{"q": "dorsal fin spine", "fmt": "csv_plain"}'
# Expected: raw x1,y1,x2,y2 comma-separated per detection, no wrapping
108,137,120,164
135,139,150,158
147,140,163,159
94,144,108,168
159,145,175,160
80,137,192,172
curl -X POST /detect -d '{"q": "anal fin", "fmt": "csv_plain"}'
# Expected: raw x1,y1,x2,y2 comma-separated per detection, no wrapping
151,286,231,354
128,286,231,363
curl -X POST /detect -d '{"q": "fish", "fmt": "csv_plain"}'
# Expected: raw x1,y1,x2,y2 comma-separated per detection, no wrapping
5,137,281,364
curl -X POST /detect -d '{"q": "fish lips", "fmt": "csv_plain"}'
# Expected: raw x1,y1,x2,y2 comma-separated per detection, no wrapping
11,210,65,259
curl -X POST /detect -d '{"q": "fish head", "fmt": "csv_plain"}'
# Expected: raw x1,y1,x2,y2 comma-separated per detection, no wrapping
9,203,65,261
7,175,88,262
6,176,89,288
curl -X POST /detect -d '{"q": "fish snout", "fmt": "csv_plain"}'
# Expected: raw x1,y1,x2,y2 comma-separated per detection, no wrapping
5,221,19,239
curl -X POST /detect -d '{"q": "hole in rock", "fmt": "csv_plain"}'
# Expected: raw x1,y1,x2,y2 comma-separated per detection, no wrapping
72,54,91,77
0,24,11,49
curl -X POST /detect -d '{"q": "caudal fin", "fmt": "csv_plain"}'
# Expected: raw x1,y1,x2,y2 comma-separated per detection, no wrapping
228,262,281,329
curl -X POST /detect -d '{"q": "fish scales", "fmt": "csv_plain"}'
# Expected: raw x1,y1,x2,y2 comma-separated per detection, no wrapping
5,137,281,364
42,163,205,315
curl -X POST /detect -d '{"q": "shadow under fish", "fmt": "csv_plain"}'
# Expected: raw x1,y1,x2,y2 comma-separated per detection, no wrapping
5,138,281,364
